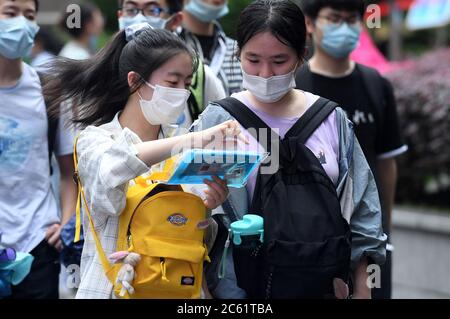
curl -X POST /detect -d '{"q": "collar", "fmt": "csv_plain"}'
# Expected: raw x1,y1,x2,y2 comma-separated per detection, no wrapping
178,21,227,62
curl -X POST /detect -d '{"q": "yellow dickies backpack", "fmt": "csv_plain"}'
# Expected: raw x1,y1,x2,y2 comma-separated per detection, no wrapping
73,144,210,299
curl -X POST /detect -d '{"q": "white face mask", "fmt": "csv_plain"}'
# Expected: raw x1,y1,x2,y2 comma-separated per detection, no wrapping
242,67,297,103
138,82,191,125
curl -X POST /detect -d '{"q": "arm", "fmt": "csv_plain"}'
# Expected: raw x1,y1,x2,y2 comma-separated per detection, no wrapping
337,113,387,298
375,77,406,232
353,257,371,299
376,157,398,232
348,138,387,298
57,154,78,226
77,121,245,220
135,120,244,166
46,154,79,251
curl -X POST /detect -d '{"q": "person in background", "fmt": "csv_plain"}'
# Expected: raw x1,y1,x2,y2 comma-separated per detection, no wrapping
59,1,104,60
30,26,64,72
0,0,77,299
117,0,226,131
295,0,407,299
180,0,242,95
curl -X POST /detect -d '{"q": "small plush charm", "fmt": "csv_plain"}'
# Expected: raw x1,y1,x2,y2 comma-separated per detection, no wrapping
109,251,141,297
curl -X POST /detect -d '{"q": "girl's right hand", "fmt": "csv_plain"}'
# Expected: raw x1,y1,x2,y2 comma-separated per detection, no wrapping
193,120,249,149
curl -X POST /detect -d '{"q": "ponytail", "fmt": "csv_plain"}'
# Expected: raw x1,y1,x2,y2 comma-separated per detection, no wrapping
45,28,196,127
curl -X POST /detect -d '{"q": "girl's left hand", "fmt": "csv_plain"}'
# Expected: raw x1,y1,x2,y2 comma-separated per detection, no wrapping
203,176,229,210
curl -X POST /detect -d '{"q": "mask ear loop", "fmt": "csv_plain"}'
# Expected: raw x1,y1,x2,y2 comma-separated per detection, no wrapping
135,73,156,102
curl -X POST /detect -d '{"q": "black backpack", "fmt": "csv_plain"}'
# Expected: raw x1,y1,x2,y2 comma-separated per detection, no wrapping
214,97,352,299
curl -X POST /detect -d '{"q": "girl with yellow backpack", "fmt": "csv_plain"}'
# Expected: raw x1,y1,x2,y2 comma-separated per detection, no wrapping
43,24,245,299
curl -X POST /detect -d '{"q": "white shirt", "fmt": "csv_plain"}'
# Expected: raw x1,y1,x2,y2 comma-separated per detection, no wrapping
0,62,74,253
59,41,91,60
31,51,55,73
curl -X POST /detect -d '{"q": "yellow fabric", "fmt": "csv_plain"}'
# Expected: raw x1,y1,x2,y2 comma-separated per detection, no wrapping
73,138,209,299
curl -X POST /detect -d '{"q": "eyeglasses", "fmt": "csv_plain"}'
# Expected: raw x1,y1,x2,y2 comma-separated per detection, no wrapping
121,5,170,18
316,14,361,27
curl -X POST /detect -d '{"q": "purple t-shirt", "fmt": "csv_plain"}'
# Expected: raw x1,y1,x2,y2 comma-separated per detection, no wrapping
231,91,340,204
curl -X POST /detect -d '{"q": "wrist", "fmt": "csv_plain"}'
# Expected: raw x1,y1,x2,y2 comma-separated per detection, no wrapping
191,130,210,149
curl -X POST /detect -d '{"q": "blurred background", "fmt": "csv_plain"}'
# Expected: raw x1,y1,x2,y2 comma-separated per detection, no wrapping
34,0,450,298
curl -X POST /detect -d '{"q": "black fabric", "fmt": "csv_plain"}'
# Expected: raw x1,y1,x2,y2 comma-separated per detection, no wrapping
214,97,351,299
296,63,404,176
204,214,230,292
9,240,60,299
195,34,215,62
204,200,238,293
187,93,201,122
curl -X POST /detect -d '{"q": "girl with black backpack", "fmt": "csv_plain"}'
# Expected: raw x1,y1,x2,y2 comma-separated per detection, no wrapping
192,0,387,299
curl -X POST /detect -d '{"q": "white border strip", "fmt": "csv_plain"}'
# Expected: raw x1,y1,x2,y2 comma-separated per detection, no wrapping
377,145,408,159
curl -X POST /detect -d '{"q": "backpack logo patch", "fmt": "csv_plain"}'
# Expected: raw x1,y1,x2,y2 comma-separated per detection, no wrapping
167,213,188,226
181,276,195,286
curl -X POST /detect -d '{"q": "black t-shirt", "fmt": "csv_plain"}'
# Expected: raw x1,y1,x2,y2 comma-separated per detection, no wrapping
195,34,215,62
296,66,404,177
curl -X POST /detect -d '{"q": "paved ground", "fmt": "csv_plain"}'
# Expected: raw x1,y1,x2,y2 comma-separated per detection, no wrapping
391,222,450,299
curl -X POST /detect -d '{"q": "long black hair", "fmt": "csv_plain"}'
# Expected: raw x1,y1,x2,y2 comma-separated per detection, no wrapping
300,0,366,19
236,0,307,59
44,28,197,127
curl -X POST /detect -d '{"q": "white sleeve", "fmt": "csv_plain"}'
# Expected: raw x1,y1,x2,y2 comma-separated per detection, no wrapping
204,65,227,106
54,102,76,156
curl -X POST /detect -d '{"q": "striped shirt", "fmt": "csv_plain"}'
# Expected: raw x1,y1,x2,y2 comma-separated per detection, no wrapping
179,22,243,96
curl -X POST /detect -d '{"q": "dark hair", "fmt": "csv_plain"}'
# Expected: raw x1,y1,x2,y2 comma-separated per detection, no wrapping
44,28,197,127
35,26,64,55
300,0,366,19
118,0,183,14
34,0,39,12
236,0,307,59
60,2,99,39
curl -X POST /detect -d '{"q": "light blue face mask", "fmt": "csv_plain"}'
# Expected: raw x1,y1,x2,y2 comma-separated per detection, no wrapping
318,22,361,59
185,0,229,23
119,13,168,30
0,16,40,60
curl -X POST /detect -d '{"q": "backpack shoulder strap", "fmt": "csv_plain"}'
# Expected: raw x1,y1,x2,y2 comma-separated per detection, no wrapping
213,97,278,152
356,63,385,120
73,136,117,284
213,97,272,132
286,97,338,143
